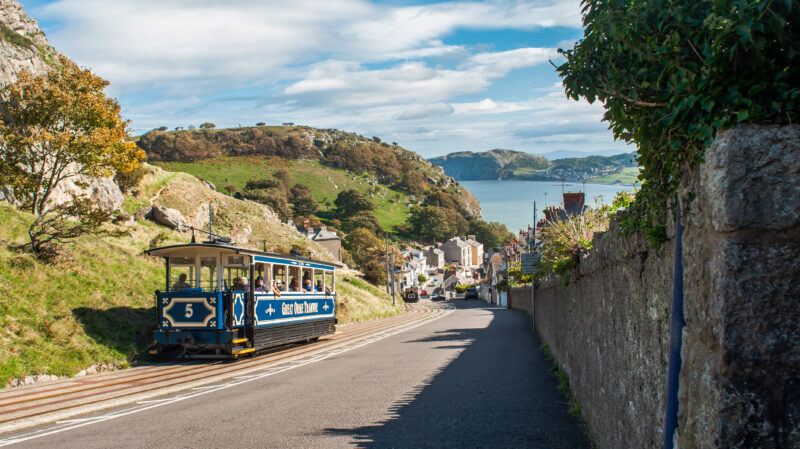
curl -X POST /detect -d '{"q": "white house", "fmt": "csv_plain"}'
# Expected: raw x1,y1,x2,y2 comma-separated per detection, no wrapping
441,237,471,266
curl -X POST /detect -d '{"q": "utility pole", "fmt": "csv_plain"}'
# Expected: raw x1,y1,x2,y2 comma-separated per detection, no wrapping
531,200,537,330
391,252,396,306
385,233,390,295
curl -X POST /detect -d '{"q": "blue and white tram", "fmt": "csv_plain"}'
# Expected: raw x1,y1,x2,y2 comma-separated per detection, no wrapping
146,242,339,358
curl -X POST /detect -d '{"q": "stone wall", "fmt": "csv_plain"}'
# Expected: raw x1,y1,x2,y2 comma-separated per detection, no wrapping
534,216,675,449
508,286,532,315
533,125,800,448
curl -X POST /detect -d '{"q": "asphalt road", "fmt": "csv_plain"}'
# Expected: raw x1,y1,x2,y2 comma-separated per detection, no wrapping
9,301,590,448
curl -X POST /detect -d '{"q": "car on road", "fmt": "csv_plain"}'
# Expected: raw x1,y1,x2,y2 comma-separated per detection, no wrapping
420,289,427,296
464,286,479,300
431,295,446,302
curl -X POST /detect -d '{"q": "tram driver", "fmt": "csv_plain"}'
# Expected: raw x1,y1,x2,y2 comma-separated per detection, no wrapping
172,273,191,292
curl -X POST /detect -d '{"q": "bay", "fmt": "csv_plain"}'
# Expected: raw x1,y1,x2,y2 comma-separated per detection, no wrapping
460,180,637,233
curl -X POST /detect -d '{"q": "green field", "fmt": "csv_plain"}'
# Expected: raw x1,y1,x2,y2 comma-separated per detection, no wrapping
156,156,413,230
588,166,641,185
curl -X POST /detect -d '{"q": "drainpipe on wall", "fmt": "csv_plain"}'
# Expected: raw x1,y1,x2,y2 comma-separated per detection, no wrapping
663,197,685,449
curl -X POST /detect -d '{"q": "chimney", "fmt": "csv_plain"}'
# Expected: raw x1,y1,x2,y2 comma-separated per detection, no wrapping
302,218,310,229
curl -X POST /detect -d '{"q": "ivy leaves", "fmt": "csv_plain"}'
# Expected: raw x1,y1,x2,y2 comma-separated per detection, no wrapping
558,0,799,232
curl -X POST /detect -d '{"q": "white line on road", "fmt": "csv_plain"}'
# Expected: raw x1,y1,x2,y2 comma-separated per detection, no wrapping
0,308,453,447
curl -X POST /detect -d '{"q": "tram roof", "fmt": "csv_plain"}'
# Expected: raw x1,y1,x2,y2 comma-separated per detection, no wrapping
145,243,341,269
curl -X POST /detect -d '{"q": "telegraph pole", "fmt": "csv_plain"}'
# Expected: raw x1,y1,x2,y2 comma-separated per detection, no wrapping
385,233,390,295
390,252,396,306
531,200,537,330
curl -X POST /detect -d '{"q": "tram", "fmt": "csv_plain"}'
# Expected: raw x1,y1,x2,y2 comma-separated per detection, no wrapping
146,232,339,358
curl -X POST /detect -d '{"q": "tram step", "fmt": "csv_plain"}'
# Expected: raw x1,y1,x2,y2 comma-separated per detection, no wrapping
231,338,248,344
231,346,254,355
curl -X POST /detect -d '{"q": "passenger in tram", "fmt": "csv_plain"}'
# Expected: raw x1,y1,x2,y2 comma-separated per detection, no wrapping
254,276,266,293
302,279,314,292
172,273,191,292
289,277,300,291
232,277,249,292
315,279,323,292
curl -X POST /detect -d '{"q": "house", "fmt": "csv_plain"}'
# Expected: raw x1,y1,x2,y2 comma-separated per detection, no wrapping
465,235,484,267
297,223,342,262
424,246,445,270
441,237,472,266
537,191,589,229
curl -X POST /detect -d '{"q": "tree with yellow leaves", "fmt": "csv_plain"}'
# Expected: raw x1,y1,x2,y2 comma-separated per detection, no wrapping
0,55,144,257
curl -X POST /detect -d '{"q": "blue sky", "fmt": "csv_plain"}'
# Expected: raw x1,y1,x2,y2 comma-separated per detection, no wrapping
23,0,631,158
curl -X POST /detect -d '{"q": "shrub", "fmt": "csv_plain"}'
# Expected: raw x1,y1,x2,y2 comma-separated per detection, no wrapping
557,0,800,233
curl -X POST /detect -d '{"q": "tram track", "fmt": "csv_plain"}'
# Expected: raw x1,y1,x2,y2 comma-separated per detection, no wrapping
0,303,452,435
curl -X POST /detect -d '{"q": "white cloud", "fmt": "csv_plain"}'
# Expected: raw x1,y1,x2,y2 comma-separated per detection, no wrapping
396,103,455,120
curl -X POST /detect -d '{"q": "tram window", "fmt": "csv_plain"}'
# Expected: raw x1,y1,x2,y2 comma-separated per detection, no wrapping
273,264,287,291
200,257,218,291
324,270,334,294
314,270,324,293
224,267,249,291
169,257,195,292
288,266,301,291
301,268,313,291
227,256,245,266
254,263,271,292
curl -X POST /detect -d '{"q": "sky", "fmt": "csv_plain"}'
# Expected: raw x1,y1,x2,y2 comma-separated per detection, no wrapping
23,0,632,159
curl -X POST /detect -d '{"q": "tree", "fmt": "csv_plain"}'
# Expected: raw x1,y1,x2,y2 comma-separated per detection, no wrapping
291,195,318,218
467,220,514,249
199,122,216,130
557,0,799,230
0,56,143,256
407,206,468,242
334,189,375,217
256,122,266,127
344,227,386,285
344,210,383,235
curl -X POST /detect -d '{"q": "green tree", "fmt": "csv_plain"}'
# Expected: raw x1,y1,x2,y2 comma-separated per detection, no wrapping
0,56,143,256
344,210,383,235
467,220,515,249
557,0,799,231
199,122,216,129
334,189,375,217
291,195,318,218
407,206,467,242
344,227,386,285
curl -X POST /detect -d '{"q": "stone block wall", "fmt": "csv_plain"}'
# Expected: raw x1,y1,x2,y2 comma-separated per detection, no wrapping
535,218,675,449
508,286,532,315
533,125,799,448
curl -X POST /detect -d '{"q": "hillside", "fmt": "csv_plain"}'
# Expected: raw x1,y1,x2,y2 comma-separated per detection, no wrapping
0,0,59,87
137,126,482,220
429,149,638,183
0,165,403,387
426,149,550,180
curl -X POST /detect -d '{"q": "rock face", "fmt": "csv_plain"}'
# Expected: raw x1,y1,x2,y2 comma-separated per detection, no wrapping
46,171,125,213
151,206,187,230
0,0,54,87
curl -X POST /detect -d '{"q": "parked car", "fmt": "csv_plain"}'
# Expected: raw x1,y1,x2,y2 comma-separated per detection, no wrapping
431,295,446,302
420,290,428,296
464,286,479,300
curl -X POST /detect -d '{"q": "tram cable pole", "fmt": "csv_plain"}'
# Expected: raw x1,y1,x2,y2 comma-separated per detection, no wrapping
391,252,396,306
386,233,390,295
531,200,536,330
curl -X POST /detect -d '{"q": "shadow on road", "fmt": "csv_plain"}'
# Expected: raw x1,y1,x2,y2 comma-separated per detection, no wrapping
323,300,591,449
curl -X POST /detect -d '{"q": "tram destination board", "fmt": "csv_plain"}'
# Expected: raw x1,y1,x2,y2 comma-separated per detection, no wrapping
520,253,539,274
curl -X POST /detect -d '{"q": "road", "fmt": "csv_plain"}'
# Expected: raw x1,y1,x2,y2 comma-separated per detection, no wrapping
3,301,589,448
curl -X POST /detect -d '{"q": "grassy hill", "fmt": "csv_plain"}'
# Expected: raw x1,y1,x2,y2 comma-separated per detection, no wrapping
157,156,413,231
0,165,402,387
137,125,482,221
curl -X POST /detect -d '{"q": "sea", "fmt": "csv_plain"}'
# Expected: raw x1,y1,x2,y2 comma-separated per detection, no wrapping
459,180,637,233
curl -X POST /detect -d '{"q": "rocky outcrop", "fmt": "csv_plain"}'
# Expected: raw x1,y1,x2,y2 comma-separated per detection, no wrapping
0,0,55,87
151,206,188,230
46,172,125,213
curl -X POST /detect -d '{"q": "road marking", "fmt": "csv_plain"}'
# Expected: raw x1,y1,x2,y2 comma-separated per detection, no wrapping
0,308,453,447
